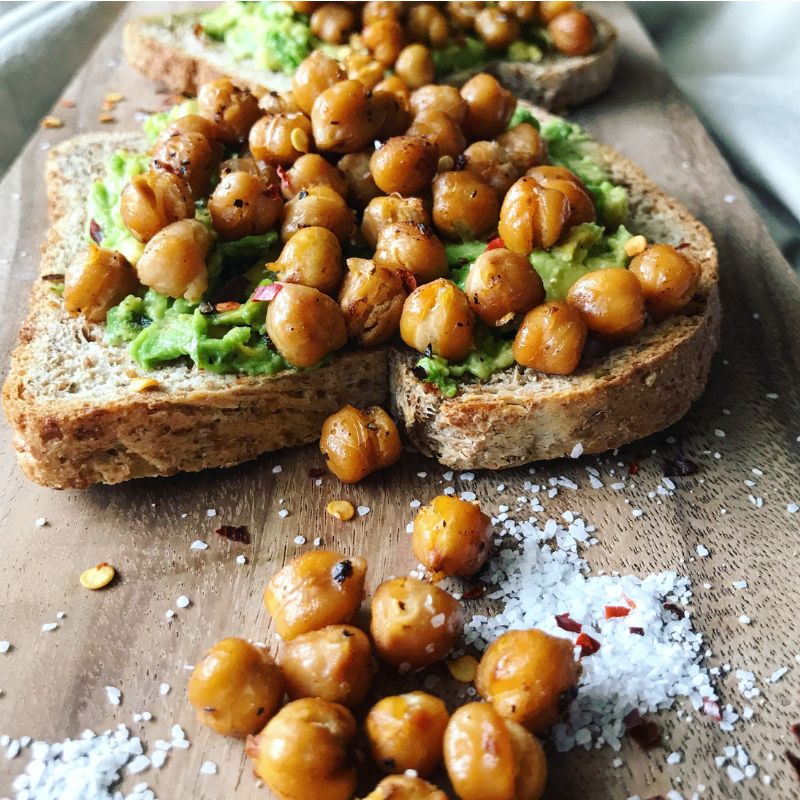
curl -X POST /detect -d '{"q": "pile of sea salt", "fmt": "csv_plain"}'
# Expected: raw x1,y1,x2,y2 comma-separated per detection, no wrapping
464,512,717,752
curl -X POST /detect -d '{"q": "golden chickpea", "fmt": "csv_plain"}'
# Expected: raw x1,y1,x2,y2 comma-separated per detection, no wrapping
506,720,548,800
363,18,406,66
338,258,408,346
374,221,448,284
259,89,301,115
366,692,449,776
310,2,357,44
151,131,217,197
64,244,138,323
548,10,595,56
345,52,386,91
460,73,516,141
407,4,450,47
248,112,313,165
370,135,439,197
246,698,357,800
362,1,404,25
498,176,570,254
120,171,194,243
265,282,348,366
498,1,539,23
475,7,521,49
525,165,595,229
312,79,380,154
155,113,223,163
400,278,476,360
276,226,343,295
475,628,579,732
513,301,587,374
566,268,646,342
410,85,468,124
197,78,261,143
464,247,544,326
412,495,492,578
432,171,500,241
279,625,373,707
461,140,518,196
628,243,700,320
362,195,431,249
293,51,346,115
364,775,448,800
496,123,547,173
407,109,467,160
136,219,212,301
281,185,356,243
208,171,283,240
281,153,348,200
448,1,484,30
320,405,402,483
338,152,382,209
188,637,284,737
370,577,464,670
287,1,319,13
372,90,414,139
540,0,575,21
264,550,368,640
395,44,435,89
375,75,413,109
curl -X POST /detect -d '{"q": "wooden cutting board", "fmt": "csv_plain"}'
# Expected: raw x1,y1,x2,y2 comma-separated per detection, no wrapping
1,3,798,799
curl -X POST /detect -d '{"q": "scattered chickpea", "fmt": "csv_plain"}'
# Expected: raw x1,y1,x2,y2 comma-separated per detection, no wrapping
281,153,348,199
460,73,516,141
362,195,430,249
248,112,314,165
513,301,588,375
525,165,596,229
498,176,570,254
64,244,138,323
151,130,217,197
312,79,379,154
475,7,521,50
548,10,596,56
208,171,283,240
276,226,344,295
362,18,406,66
292,51,346,115
407,4,450,47
395,44,435,89
374,221,448,285
628,243,701,319
407,109,467,159
337,151,382,210
280,185,355,244
120,171,194,243
432,171,500,242
364,775,448,800
197,78,260,143
370,135,439,197
410,85,468,124
310,2,357,44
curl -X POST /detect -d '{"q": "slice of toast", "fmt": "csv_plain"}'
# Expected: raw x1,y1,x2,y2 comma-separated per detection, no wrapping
123,10,616,109
1,133,387,489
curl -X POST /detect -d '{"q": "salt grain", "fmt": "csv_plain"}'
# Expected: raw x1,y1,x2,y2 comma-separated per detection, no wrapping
176,595,190,609
190,540,208,550
357,505,370,517
200,760,218,775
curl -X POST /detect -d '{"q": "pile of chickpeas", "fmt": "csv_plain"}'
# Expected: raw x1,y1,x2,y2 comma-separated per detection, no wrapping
188,492,581,799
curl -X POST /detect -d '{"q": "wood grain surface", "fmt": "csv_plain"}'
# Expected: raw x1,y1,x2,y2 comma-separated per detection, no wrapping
1,3,799,799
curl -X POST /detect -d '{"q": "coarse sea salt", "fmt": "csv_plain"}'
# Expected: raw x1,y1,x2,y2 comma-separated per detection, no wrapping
464,512,714,752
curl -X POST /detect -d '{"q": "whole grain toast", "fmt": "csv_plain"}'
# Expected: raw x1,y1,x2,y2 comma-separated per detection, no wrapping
123,9,617,109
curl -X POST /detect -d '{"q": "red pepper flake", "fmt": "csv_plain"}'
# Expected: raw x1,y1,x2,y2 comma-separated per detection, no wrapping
575,632,601,657
785,750,800,780
276,165,291,194
624,709,662,750
791,722,800,745
89,218,103,244
215,525,251,544
629,626,645,636
555,613,582,633
214,301,241,312
604,605,631,619
252,283,283,302
623,595,637,609
486,237,506,251
663,602,686,619
702,698,722,722
461,585,486,601
628,461,640,475
397,269,418,293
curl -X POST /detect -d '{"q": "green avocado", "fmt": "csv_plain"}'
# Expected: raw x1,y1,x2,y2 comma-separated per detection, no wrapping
432,36,490,76
142,98,200,143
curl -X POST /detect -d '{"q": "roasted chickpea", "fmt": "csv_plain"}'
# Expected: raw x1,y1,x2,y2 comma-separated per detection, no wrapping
366,692,449,776
136,219,212,301
498,1,539,23
432,171,500,241
407,4,450,47
475,7,521,49
395,44,435,89
320,405,402,483
400,278,476,360
464,247,544,326
264,550,367,640
362,196,431,249
412,495,492,578
345,52,386,91
513,301,587,374
506,720,548,800
539,0,575,22
259,89,301,115
496,123,547,173
155,114,223,163
407,110,467,160
548,10,595,56
197,78,261,143
246,698,357,800
410,85,468,124
265,282,348,366
448,1,484,30
248,112,313,165
371,577,464,670
64,244,138,323
188,638,284,737
475,628,579,732
287,1,319,13
120,171,194,243
293,51,346,115
566,268,646,342
279,625,373,707
374,221,448,284
152,131,216,197
498,176,570,253
375,75,413,109
525,165,595,228
281,153,348,200
275,226,343,294
372,90,414,138
364,775,448,800
310,2,357,44
208,171,283,240
461,140,518,195
312,79,380,154
281,185,355,243
370,136,439,197
338,258,408,345
460,73,516,141
362,1,404,25
362,18,406,66
338,152,382,209
628,243,700,319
